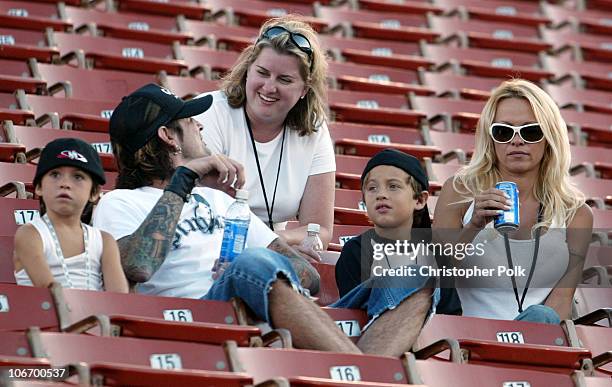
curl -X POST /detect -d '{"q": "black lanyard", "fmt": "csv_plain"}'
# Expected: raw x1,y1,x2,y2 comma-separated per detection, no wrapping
244,109,286,231
503,204,543,314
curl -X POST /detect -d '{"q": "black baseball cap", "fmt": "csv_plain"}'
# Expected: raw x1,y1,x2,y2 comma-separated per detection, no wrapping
109,83,213,154
360,148,429,191
34,138,106,186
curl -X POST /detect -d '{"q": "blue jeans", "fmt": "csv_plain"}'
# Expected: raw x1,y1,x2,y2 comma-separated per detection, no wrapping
330,269,441,330
201,248,306,323
515,305,561,324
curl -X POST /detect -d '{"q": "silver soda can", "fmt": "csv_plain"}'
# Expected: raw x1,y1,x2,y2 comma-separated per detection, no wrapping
494,181,519,233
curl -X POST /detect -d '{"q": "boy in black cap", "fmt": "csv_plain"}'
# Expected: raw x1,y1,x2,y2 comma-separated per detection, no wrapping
14,138,128,293
331,149,440,356
94,84,364,353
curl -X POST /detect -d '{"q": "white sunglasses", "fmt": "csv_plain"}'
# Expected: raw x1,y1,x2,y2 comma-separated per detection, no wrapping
489,122,545,144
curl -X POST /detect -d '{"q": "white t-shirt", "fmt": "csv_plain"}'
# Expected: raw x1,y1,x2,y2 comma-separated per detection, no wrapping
194,90,336,229
92,186,278,298
15,216,104,291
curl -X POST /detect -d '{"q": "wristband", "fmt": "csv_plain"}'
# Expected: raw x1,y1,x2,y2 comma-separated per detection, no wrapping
165,166,199,202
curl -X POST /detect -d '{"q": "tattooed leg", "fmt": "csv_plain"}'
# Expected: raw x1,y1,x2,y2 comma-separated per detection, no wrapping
267,238,320,295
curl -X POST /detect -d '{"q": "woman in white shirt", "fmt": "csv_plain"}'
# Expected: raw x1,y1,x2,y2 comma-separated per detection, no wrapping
194,15,335,247
433,79,593,323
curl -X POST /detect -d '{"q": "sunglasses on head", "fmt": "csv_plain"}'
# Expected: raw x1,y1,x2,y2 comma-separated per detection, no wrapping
257,26,314,72
489,122,545,144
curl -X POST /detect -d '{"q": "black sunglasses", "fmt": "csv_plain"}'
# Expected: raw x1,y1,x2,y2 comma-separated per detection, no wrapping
257,26,314,72
489,123,545,144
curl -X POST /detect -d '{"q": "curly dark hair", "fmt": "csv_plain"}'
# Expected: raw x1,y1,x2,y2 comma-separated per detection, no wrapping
113,119,183,190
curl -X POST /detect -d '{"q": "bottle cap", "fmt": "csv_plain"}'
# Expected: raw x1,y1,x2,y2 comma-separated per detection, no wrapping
235,189,249,200
307,223,320,233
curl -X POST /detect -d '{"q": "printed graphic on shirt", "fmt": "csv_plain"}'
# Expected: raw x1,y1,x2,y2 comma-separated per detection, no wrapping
172,195,224,249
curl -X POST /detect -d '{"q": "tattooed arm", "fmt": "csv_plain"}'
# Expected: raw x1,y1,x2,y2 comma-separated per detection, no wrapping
116,191,184,284
267,238,321,295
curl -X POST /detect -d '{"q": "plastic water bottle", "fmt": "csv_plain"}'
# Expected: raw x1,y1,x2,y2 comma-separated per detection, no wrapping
215,189,250,279
300,223,324,253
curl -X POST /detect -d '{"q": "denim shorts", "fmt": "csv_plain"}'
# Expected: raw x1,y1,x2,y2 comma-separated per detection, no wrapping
201,248,306,323
330,268,441,331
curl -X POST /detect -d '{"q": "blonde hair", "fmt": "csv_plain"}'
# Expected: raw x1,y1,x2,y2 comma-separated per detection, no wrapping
453,79,585,231
221,15,328,136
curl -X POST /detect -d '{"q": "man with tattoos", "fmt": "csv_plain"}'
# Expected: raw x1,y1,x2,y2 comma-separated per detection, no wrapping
93,84,360,353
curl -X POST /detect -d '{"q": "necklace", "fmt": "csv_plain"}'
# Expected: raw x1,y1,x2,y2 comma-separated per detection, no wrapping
42,214,90,290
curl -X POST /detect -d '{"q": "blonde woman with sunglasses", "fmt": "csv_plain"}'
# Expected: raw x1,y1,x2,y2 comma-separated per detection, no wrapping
433,79,593,323
194,16,334,251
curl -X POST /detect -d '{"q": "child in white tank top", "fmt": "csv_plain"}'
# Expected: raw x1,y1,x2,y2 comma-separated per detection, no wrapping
13,138,128,292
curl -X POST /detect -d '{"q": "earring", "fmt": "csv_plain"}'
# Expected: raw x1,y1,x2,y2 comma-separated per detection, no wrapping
173,146,182,155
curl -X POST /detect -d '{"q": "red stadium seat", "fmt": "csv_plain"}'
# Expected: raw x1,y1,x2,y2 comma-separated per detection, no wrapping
560,109,612,147
48,32,187,75
77,362,256,387
574,287,612,326
328,62,430,96
3,328,233,371
3,124,116,172
175,45,239,78
320,35,421,63
311,262,339,306
115,0,210,20
544,83,612,116
540,28,612,64
569,146,612,180
355,0,443,16
427,14,549,54
31,62,156,101
420,43,553,82
16,91,116,132
574,324,612,375
584,245,612,283
0,28,58,63
406,354,586,387
331,224,368,250
0,284,58,331
541,2,612,34
51,284,249,327
407,94,484,131
417,70,503,100
335,188,365,212
314,4,438,43
205,0,324,30
49,283,283,347
321,307,368,343
177,18,256,50
542,55,612,92
0,1,70,32
427,131,474,163
328,90,426,128
330,121,440,160
227,342,418,385
0,59,47,95
0,197,39,236
60,6,191,45
0,236,14,283
329,122,424,146
434,0,549,27
158,73,218,99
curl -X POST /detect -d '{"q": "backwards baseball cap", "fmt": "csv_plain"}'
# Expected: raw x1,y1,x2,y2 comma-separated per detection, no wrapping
109,83,213,154
360,148,429,192
34,138,106,186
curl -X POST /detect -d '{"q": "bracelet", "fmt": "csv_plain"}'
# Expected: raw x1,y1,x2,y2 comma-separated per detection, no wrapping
165,166,199,202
